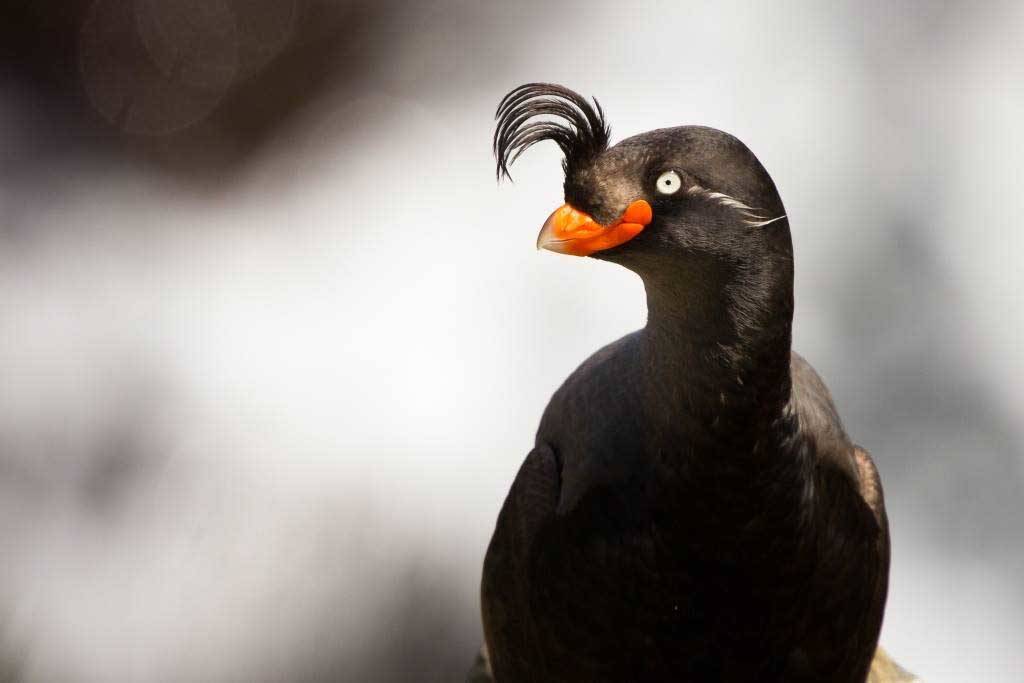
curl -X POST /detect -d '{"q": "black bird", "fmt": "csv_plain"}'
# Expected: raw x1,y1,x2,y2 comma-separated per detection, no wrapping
473,84,902,682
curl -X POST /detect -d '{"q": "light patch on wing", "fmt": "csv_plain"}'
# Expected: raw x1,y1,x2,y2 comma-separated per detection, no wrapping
687,184,786,227
854,447,885,526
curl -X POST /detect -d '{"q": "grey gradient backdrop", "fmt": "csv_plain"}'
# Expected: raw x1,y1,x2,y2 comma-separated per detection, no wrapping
1,1,1022,681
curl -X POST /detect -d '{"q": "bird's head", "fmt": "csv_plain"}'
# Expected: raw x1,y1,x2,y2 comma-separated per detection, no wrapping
494,84,792,286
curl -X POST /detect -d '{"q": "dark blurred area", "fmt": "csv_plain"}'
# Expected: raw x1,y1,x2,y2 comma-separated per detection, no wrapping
1,1,1022,681
3,0,401,181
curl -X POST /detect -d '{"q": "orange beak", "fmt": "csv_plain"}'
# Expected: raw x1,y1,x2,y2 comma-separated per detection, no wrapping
536,199,653,256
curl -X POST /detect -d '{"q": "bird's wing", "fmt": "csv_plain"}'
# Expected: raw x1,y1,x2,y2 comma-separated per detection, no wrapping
785,367,895,683
479,444,561,681
789,354,889,526
853,449,924,682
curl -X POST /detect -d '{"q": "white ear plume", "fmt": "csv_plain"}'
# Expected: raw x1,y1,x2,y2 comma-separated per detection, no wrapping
687,185,786,227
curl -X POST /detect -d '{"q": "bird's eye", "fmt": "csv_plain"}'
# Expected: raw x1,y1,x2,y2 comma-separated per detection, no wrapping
655,170,682,195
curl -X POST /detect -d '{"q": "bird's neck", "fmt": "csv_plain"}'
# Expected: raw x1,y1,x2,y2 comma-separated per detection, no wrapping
638,257,794,445
636,258,805,533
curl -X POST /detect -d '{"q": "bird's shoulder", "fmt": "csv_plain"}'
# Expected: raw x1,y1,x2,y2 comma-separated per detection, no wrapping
787,352,851,455
787,351,886,526
536,330,644,448
551,330,642,400
535,331,645,512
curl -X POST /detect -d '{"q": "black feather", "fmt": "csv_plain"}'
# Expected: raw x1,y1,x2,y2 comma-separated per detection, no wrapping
493,83,611,181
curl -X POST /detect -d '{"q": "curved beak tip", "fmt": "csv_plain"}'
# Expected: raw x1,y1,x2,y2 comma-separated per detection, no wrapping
535,200,651,257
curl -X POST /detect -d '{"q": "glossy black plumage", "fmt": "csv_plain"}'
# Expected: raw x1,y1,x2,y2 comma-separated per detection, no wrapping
477,84,891,682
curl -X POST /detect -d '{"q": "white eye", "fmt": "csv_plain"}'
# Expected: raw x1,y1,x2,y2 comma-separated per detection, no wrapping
656,170,682,195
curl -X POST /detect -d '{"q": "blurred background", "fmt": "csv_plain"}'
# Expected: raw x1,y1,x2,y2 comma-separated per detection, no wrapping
1,1,1022,680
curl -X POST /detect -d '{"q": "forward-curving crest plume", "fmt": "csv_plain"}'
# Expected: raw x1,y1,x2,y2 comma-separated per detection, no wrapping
494,83,611,181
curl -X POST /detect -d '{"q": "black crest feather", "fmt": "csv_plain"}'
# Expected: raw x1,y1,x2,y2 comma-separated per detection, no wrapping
494,83,610,181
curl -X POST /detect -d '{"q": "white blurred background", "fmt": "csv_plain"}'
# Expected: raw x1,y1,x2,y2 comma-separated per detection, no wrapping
1,1,1022,680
